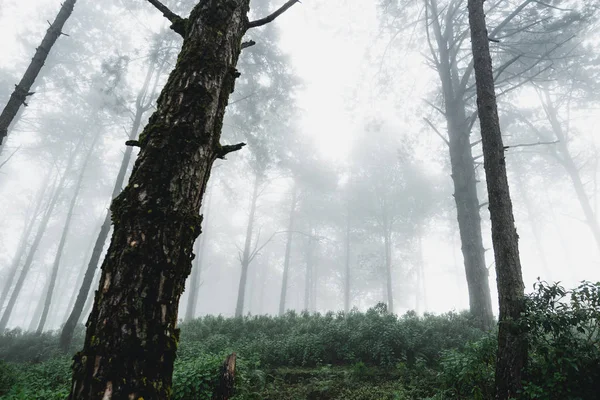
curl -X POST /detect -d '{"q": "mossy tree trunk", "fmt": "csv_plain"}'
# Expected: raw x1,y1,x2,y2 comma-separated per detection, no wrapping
467,1,527,398
0,0,76,150
68,0,298,397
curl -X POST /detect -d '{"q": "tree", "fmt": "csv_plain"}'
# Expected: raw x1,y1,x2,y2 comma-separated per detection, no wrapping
0,0,77,151
68,1,299,398
60,39,170,351
467,0,527,397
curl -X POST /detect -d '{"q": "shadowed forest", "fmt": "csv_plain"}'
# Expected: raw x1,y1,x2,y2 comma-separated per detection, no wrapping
0,0,599,399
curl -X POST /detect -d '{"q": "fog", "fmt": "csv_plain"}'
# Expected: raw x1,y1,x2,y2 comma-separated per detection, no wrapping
1,0,599,334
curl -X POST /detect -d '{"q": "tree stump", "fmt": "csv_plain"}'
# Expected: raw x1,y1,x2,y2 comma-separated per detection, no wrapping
212,353,236,400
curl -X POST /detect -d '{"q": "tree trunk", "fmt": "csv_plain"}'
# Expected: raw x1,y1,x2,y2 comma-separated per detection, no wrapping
279,184,297,316
468,2,527,399
211,353,236,400
383,229,394,314
185,187,212,320
36,133,98,334
28,271,50,332
428,0,493,331
235,173,260,317
541,90,600,252
0,175,49,311
304,224,314,312
344,210,351,313
0,138,82,332
69,2,255,396
59,55,158,350
0,0,77,149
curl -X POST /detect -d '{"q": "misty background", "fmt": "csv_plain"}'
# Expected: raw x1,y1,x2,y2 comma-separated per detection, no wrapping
1,0,599,332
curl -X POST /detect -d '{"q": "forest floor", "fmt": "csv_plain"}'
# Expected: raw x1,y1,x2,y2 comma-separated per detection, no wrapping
0,281,599,400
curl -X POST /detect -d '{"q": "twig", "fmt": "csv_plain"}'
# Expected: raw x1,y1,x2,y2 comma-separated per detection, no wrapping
0,146,21,170
504,140,559,150
423,117,449,146
247,0,300,29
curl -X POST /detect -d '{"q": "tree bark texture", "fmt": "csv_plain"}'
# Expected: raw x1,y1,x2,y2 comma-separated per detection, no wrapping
235,173,260,317
36,133,98,334
0,139,82,332
211,353,236,400
279,184,297,316
468,1,527,398
69,2,252,398
0,0,77,149
60,53,159,351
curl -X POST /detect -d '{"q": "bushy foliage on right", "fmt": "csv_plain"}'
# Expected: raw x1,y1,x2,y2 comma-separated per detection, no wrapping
521,280,600,399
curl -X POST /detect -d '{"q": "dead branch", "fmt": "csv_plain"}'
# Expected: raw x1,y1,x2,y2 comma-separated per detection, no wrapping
247,0,300,29
423,117,449,146
241,40,256,50
504,140,559,150
217,142,246,159
145,0,186,36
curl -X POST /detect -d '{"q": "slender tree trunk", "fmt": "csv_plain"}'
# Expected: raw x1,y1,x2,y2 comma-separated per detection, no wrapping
0,175,49,311
69,2,268,395
428,0,493,331
28,271,50,331
468,2,527,398
304,224,314,311
64,228,98,322
541,91,600,252
235,173,260,317
36,133,98,334
185,187,212,320
279,184,297,316
0,138,82,332
0,0,77,149
383,230,394,314
416,231,427,313
59,56,158,350
344,210,351,313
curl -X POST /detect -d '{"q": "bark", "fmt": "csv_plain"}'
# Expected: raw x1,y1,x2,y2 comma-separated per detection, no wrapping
59,55,159,351
0,139,82,332
279,184,297,316
428,0,494,331
235,173,260,317
0,175,49,311
468,1,527,398
36,133,98,334
185,187,212,320
0,0,77,149
211,353,236,400
68,1,263,397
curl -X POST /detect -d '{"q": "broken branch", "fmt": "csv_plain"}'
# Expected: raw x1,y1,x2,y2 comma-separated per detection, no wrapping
145,0,186,36
241,40,256,50
247,0,300,29
217,142,246,159
504,140,559,150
